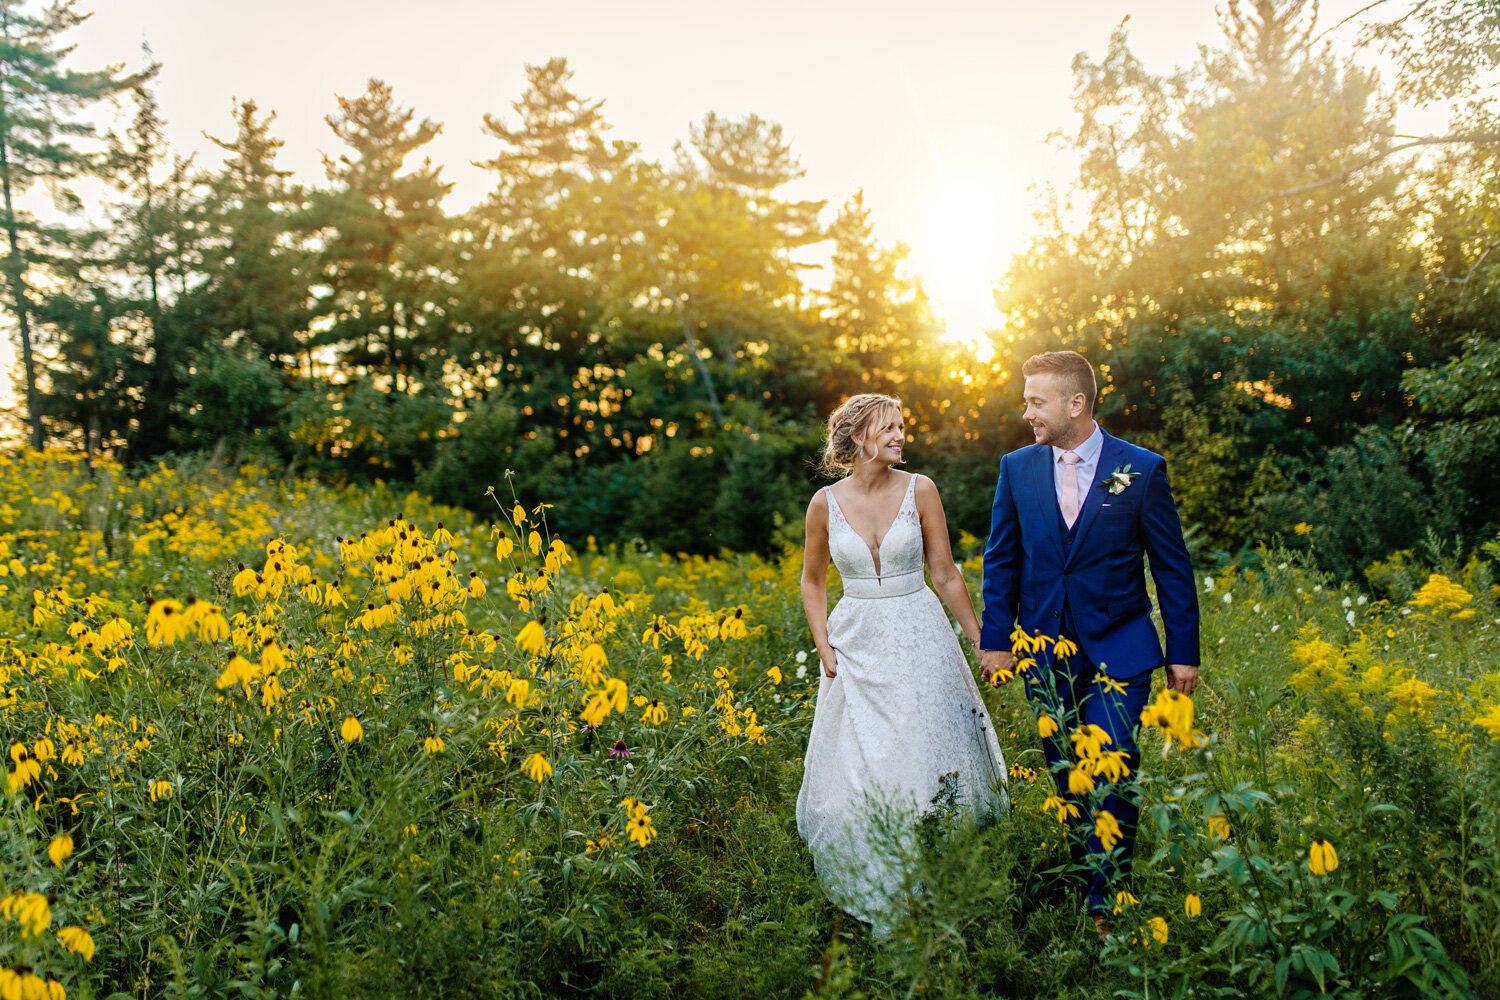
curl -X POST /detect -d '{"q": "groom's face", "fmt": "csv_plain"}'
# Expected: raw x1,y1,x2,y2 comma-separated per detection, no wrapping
1022,374,1083,447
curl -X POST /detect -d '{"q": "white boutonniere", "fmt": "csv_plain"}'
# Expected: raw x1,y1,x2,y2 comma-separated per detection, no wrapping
1101,464,1138,495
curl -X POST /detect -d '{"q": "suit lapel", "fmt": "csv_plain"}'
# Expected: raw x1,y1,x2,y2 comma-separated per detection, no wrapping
1029,445,1065,562
1067,431,1123,564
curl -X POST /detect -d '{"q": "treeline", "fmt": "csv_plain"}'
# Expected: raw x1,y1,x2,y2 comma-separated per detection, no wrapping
2,0,1498,573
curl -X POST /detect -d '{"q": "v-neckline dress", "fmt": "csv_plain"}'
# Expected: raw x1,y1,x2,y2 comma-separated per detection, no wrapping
796,474,1007,930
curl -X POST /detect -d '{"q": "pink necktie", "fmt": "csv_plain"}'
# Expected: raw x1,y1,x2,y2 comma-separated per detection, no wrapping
1060,451,1081,528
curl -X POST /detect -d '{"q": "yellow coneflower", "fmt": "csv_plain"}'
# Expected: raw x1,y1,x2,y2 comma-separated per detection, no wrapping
521,752,553,782
341,714,363,743
1037,712,1059,738
48,832,73,868
148,778,174,802
1042,795,1080,824
57,924,96,961
1070,724,1112,759
1308,836,1339,875
1147,916,1168,944
423,734,445,756
515,620,547,656
628,809,657,847
1093,810,1123,851
1184,893,1202,917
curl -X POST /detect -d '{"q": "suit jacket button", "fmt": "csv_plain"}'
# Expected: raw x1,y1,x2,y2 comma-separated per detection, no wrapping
1051,611,1060,618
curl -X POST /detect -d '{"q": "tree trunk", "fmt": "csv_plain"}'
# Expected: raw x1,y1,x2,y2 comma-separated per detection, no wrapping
0,122,43,450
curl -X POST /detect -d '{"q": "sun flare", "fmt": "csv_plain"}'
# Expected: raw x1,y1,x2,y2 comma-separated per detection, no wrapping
912,173,1012,362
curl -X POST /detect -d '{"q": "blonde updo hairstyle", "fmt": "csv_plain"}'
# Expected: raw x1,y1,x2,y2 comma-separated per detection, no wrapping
819,393,904,478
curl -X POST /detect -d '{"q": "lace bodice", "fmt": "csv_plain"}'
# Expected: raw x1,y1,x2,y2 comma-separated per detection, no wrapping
825,475,924,595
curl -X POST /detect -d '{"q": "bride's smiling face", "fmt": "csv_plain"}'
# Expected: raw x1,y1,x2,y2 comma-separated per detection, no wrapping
854,407,906,466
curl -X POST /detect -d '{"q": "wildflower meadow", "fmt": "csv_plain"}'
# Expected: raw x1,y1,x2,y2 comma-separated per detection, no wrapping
2,449,1499,999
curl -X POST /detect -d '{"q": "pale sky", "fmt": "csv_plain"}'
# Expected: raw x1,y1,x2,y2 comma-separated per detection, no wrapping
53,0,1391,345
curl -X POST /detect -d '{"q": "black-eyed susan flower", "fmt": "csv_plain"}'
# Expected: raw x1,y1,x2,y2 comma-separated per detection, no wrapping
642,698,668,726
516,620,547,656
216,654,254,691
521,752,552,782
0,890,50,936
1140,688,1202,750
1069,724,1112,759
1094,810,1123,851
48,832,73,868
1090,749,1132,782
1308,836,1338,875
629,812,657,847
57,924,95,961
145,599,193,645
580,642,608,676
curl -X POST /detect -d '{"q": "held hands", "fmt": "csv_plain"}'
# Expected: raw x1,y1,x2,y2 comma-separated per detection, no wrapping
978,648,1014,685
1166,663,1199,696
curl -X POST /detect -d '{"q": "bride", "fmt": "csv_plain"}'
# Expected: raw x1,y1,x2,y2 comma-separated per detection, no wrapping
795,393,1006,930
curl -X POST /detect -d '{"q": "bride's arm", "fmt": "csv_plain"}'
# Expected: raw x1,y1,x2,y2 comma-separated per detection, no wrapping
915,475,982,647
800,492,838,678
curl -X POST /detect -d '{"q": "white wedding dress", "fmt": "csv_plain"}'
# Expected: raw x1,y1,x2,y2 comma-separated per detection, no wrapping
796,474,1007,929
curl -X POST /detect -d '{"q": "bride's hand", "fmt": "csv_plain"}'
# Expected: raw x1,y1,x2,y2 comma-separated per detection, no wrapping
819,647,839,678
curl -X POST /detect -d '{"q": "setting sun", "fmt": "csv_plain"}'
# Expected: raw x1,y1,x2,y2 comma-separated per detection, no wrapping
912,170,1011,360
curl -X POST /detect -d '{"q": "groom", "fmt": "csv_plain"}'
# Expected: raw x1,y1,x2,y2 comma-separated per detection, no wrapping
978,350,1200,923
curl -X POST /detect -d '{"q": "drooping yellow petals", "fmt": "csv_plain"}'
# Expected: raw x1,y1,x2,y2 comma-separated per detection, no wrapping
1093,810,1123,851
47,832,73,868
516,620,548,656
57,924,96,961
1308,836,1339,875
341,714,363,743
522,752,553,782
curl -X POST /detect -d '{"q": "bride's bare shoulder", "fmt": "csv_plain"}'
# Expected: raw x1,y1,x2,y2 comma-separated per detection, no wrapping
806,487,830,516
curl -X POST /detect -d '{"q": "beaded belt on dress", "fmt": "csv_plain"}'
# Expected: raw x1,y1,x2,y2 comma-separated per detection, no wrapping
840,568,925,599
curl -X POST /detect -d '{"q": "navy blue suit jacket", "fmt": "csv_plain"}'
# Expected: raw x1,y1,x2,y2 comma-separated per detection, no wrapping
979,430,1200,678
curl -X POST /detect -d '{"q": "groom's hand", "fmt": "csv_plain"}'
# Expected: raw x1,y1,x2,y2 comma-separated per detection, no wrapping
1166,663,1199,696
979,649,1014,684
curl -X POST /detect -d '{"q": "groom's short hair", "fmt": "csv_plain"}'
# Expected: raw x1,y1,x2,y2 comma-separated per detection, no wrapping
1022,351,1097,411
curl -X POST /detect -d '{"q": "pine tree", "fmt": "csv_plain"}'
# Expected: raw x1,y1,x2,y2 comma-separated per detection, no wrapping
0,0,146,447
192,99,312,367
314,78,452,391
